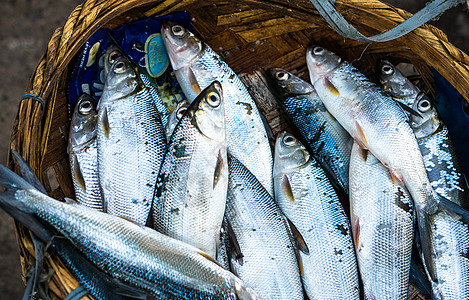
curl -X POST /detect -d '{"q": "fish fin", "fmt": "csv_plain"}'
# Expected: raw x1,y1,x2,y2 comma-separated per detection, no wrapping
357,145,368,162
213,150,224,189
64,197,78,204
198,251,224,268
281,175,295,203
438,194,469,224
10,150,47,194
410,258,432,299
352,218,360,247
118,216,145,227
394,100,422,119
259,111,275,147
110,278,148,299
188,67,201,95
297,250,305,276
389,169,404,185
72,155,86,192
226,219,244,265
324,77,340,96
0,163,35,191
354,121,368,149
286,218,309,254
102,106,110,138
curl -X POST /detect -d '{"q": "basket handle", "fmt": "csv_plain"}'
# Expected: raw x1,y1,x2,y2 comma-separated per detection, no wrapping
310,0,466,42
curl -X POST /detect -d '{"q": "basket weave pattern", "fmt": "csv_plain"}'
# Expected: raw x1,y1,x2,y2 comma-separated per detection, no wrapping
9,0,469,298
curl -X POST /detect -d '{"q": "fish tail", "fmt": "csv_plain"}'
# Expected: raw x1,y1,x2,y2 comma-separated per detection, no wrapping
0,163,35,191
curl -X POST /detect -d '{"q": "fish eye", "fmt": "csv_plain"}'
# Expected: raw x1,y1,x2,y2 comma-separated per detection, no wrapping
313,46,324,55
113,61,128,74
176,106,187,119
381,64,394,75
275,71,290,81
172,25,185,36
108,50,121,65
78,100,93,115
283,134,297,146
206,92,221,107
417,98,432,113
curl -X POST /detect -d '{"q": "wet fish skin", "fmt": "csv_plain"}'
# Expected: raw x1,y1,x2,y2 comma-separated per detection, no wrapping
349,141,414,299
152,81,228,258
97,47,166,225
0,164,260,300
267,68,352,193
165,98,190,139
225,155,303,300
162,21,274,196
273,131,359,300
378,60,469,209
68,94,103,211
306,46,469,299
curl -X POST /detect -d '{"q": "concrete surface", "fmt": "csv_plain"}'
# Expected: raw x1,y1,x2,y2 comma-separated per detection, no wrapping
0,0,467,298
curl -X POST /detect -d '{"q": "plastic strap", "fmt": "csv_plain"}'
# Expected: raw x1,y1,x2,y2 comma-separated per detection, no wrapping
63,286,90,300
20,93,45,109
309,0,465,42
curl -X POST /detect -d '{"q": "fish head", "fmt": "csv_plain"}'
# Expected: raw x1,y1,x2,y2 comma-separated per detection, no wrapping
99,54,139,108
193,81,225,142
165,98,191,139
410,95,441,138
266,68,315,99
306,46,341,82
68,94,98,153
273,131,310,177
378,60,420,100
103,43,124,77
161,21,203,70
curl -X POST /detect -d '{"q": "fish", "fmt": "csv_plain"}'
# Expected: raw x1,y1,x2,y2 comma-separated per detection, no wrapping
97,46,166,225
67,94,103,211
273,131,359,299
349,141,414,299
165,98,190,139
152,81,228,258
307,46,469,299
162,21,274,196
225,155,303,300
378,60,469,209
0,164,260,300
266,68,352,193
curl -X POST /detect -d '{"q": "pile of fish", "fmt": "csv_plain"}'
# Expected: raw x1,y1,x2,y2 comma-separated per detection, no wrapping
2,19,469,300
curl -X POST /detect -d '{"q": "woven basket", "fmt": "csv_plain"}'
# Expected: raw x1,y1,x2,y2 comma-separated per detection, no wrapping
8,0,469,298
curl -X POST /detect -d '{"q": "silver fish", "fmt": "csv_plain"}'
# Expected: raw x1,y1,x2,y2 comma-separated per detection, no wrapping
307,46,469,299
162,22,274,196
267,68,352,193
349,141,414,299
152,81,228,258
379,60,469,209
68,94,103,211
273,131,359,300
97,47,166,225
0,164,260,300
225,155,303,300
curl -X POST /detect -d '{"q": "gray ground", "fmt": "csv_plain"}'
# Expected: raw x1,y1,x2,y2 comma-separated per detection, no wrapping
0,0,468,298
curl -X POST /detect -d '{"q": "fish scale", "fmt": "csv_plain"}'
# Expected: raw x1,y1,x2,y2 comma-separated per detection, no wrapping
0,164,260,299
349,142,414,299
152,82,228,259
273,132,358,300
97,53,165,225
162,23,273,196
225,155,303,300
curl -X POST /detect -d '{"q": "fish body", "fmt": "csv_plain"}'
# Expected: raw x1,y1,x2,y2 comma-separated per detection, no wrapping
152,82,228,258
0,165,260,300
306,46,469,299
273,132,359,299
379,60,469,209
68,94,102,210
162,22,273,196
349,142,414,299
225,155,303,300
97,48,165,225
267,68,352,193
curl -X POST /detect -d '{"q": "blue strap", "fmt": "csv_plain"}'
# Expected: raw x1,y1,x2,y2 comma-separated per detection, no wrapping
63,286,90,300
20,93,45,109
309,0,465,42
